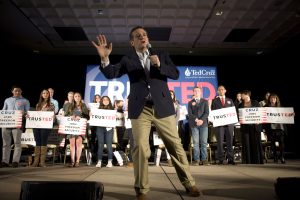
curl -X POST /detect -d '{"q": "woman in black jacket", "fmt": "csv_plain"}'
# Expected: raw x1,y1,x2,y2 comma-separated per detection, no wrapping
264,93,287,164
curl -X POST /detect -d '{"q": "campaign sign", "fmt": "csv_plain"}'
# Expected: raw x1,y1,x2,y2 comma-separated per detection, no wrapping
0,110,22,128
58,117,87,135
89,109,117,127
25,111,54,129
210,106,238,127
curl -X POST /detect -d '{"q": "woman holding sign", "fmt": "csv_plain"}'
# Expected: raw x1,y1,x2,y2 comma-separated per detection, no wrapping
238,90,264,164
264,93,287,164
63,92,89,167
95,96,114,168
31,89,55,167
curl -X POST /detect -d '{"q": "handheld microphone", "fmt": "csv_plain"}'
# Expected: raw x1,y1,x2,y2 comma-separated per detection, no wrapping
147,43,154,56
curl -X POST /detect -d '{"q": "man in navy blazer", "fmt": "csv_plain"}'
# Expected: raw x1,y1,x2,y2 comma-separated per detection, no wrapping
211,85,235,165
188,86,210,165
92,26,200,200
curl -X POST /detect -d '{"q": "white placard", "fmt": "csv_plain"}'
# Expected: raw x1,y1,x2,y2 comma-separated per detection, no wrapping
25,111,54,129
239,107,294,124
124,111,132,129
88,103,100,110
116,112,125,127
0,110,22,128
178,105,188,121
21,129,36,146
238,107,265,124
210,106,238,127
89,109,117,127
265,107,294,124
58,117,87,135
153,131,164,146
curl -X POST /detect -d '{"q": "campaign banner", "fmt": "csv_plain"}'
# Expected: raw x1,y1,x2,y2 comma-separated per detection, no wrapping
84,65,130,105
58,117,87,135
239,107,294,124
25,111,54,129
84,65,218,110
210,107,238,127
168,66,218,106
0,110,22,128
89,109,117,127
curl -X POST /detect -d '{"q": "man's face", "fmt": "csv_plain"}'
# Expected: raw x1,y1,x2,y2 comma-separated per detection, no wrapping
193,88,202,98
48,88,54,97
130,28,149,52
12,88,22,97
217,86,226,96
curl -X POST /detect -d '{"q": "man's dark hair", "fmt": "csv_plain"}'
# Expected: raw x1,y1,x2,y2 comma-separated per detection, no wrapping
129,26,145,40
11,85,21,91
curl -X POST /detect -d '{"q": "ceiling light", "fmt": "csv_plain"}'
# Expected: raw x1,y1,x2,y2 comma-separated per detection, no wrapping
97,9,104,15
216,11,223,16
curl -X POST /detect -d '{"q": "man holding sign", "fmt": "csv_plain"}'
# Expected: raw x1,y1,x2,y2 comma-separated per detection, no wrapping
211,85,235,165
1,86,30,168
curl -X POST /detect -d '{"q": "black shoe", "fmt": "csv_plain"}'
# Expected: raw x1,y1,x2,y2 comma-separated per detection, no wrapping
281,158,286,164
1,162,10,168
12,162,19,168
185,185,201,197
217,160,224,165
228,160,236,165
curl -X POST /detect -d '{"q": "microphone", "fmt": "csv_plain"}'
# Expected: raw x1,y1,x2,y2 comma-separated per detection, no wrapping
147,43,154,56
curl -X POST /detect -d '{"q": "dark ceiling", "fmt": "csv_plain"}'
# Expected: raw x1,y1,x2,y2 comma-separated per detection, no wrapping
1,0,300,56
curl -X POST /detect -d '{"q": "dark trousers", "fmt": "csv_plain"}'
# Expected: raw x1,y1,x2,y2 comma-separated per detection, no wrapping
33,128,50,146
215,125,234,161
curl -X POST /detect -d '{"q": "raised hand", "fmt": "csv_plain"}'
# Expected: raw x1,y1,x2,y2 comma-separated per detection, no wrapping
91,34,112,62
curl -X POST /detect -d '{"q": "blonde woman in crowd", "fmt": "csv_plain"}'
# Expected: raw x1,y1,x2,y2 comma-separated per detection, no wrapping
63,92,89,167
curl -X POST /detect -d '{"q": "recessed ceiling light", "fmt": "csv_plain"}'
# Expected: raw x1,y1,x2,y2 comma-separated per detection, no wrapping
97,9,104,15
216,11,223,16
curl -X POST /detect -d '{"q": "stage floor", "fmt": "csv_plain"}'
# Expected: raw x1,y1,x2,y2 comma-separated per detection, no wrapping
1,159,300,200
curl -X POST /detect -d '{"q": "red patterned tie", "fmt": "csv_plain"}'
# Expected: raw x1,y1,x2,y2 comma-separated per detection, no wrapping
221,98,225,106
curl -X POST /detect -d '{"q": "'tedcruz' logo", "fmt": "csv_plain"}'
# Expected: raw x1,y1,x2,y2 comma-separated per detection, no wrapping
185,68,216,77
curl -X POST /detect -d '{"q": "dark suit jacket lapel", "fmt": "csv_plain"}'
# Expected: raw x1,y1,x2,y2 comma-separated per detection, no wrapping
127,49,144,71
